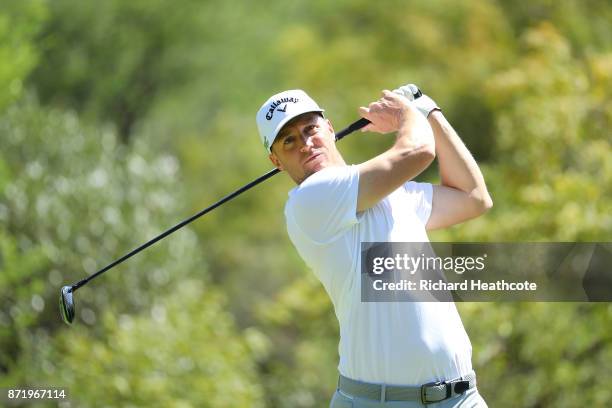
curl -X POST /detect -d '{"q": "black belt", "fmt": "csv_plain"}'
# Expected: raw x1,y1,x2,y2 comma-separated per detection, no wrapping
338,371,476,404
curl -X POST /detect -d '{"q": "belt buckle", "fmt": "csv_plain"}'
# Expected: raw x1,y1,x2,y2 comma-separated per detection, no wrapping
420,380,451,404
453,379,471,394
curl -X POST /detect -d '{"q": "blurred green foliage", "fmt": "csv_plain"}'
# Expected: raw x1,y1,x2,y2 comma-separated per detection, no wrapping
1,0,610,407
0,1,46,111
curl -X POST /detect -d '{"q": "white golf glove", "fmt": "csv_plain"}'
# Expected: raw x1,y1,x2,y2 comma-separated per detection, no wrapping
393,84,440,118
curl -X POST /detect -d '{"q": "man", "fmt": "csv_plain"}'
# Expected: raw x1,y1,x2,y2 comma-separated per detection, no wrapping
256,85,492,407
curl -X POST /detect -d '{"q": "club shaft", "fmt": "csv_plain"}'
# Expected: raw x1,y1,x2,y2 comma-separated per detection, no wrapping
335,118,369,141
70,117,370,292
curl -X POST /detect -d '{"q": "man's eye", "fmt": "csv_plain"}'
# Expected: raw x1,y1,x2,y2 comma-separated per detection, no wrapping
283,136,295,145
306,125,317,133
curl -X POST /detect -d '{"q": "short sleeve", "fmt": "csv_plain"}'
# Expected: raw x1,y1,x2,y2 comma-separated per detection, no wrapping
285,165,359,243
403,181,433,225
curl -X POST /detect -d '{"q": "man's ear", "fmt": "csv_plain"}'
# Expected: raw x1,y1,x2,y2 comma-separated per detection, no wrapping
325,118,335,136
269,152,283,170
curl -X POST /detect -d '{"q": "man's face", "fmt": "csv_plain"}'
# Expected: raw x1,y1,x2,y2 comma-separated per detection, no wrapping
268,112,343,184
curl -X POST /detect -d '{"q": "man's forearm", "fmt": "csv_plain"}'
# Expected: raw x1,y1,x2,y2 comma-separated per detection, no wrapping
428,110,492,207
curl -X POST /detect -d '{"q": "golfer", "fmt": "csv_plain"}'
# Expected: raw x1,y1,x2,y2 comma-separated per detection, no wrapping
256,85,492,407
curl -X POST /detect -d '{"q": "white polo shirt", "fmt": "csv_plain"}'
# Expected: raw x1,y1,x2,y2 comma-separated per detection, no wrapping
284,165,473,386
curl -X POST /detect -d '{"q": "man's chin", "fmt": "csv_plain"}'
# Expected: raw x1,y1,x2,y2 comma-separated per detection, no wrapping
299,163,326,184
305,161,327,175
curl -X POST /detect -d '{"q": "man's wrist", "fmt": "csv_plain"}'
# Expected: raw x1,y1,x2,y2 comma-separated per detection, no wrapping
412,95,440,118
427,109,444,120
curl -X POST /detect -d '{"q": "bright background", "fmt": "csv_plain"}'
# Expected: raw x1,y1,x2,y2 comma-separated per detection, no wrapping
1,1,611,407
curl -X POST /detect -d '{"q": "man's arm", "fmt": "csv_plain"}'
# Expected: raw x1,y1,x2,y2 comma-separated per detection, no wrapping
426,110,493,230
356,90,436,212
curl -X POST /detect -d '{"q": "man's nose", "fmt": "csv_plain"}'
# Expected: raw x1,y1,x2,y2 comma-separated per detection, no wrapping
299,134,315,151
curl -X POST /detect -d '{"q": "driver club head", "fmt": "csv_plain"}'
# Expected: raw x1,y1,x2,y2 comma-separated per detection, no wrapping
59,286,75,325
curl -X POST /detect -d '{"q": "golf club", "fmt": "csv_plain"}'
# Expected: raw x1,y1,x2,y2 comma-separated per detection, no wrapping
59,86,425,325
59,117,370,324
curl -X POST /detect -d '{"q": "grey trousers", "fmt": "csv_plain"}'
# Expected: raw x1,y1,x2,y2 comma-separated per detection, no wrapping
329,386,488,408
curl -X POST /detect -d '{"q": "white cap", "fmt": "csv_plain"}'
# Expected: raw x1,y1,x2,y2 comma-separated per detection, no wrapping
256,89,324,153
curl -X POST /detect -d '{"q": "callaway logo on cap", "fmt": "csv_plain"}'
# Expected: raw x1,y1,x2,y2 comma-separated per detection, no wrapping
256,89,324,153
